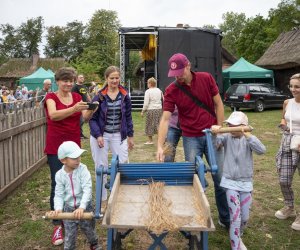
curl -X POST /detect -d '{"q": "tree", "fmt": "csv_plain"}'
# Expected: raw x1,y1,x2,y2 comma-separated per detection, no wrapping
0,24,24,57
236,0,300,63
0,17,43,58
19,16,44,57
73,9,120,78
267,0,300,41
219,12,247,57
44,21,86,60
65,21,86,61
125,51,141,90
44,26,69,58
236,15,270,63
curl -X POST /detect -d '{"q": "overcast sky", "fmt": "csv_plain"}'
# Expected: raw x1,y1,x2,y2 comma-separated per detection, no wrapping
1,0,282,28
0,0,283,56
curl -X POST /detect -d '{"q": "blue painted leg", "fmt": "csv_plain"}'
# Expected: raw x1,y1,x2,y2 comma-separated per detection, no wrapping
95,166,104,219
201,232,208,250
148,232,168,250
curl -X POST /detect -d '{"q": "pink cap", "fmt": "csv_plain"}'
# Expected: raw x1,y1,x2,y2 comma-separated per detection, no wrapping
168,53,190,77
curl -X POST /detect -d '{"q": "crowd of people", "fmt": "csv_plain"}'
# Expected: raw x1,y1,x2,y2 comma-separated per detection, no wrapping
0,84,37,111
3,54,299,249
0,78,100,114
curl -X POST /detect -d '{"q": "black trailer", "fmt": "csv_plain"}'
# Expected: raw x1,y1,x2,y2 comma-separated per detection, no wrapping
119,26,223,93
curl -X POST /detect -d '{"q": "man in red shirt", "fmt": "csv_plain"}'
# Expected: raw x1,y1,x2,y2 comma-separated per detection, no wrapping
157,53,229,227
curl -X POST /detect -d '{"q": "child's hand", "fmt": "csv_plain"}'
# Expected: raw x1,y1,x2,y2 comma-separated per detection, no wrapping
48,210,62,217
241,127,252,138
243,132,252,138
73,208,84,219
211,125,222,134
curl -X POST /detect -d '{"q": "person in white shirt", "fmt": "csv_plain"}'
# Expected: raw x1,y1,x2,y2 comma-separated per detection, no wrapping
141,77,163,145
275,73,300,231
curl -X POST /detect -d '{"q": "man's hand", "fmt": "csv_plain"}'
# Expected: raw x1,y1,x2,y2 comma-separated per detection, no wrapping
211,125,222,134
156,146,165,162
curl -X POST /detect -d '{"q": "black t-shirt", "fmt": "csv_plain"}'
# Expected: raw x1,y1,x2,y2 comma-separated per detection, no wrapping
72,84,89,102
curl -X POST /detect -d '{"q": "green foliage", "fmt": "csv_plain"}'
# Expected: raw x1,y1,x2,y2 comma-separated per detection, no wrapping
44,21,86,60
72,9,120,80
0,17,44,58
44,25,70,58
219,12,247,57
267,0,300,41
219,0,299,62
0,54,8,66
236,15,270,63
19,16,44,57
0,24,24,57
125,51,141,89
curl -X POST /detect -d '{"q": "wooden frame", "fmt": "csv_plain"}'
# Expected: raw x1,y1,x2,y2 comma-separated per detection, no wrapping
103,174,215,232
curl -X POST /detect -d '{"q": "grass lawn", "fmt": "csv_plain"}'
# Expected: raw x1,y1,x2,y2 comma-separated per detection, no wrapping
0,107,299,249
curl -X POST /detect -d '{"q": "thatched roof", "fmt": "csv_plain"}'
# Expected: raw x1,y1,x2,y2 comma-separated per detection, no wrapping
256,28,300,69
222,47,237,65
0,56,67,78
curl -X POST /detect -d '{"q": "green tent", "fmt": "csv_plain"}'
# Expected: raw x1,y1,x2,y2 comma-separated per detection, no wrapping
222,57,274,92
19,67,57,91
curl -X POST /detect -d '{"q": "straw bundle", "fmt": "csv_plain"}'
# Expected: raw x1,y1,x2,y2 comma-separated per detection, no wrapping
146,182,178,234
162,142,174,157
146,182,193,234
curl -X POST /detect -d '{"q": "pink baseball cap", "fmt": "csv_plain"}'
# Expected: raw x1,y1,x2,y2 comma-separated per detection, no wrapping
168,53,190,77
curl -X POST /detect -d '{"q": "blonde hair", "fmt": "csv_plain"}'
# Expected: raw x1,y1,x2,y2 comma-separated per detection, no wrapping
147,77,157,87
104,66,120,79
290,73,300,80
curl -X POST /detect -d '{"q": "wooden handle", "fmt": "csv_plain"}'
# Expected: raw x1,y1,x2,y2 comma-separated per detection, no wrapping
215,126,253,133
43,212,94,220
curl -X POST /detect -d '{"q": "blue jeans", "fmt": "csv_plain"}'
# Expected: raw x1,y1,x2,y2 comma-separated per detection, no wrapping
164,127,182,162
47,154,63,225
183,135,230,225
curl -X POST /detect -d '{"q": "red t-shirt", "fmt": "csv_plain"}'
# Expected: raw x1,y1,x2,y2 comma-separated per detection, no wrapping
44,92,82,154
163,72,219,137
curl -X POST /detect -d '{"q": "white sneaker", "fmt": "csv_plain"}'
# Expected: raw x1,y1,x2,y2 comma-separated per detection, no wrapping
239,239,247,250
275,206,296,219
291,214,300,231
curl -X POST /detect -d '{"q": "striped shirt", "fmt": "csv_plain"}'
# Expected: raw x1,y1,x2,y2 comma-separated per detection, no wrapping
104,93,122,133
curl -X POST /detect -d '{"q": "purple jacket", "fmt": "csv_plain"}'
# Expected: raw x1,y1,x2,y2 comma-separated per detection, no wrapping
89,85,134,141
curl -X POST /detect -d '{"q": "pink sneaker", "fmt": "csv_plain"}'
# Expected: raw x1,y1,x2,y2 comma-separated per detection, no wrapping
51,225,64,245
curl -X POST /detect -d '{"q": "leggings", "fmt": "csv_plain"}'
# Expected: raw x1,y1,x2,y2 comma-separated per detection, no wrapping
226,189,252,250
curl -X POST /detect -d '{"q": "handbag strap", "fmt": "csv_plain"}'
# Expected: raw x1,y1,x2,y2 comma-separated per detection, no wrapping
174,80,216,117
289,99,293,134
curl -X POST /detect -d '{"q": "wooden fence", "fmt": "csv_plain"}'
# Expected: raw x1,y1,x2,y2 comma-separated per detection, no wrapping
0,102,47,201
